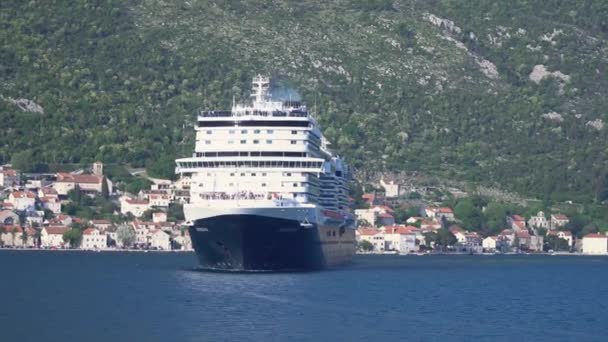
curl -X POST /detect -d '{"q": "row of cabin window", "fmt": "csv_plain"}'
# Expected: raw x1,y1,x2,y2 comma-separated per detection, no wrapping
206,129,301,135
204,140,302,145
179,161,324,168
195,152,307,157
204,172,301,177
221,183,305,188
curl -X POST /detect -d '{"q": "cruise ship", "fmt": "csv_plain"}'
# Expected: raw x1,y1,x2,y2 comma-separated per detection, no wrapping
176,75,355,271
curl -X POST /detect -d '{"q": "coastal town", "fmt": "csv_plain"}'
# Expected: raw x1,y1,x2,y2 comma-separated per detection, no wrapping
0,162,192,251
1,162,607,255
354,178,608,256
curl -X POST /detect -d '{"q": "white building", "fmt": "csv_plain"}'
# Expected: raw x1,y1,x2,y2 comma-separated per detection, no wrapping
40,197,61,214
41,226,69,248
356,228,385,251
92,161,104,176
380,177,400,198
1,226,36,247
449,226,467,244
582,233,608,255
91,219,113,232
53,172,112,195
528,211,549,230
1,225,22,247
7,191,36,210
354,209,377,226
153,212,167,223
0,168,19,187
149,193,170,207
131,221,156,246
507,215,527,231
482,236,497,252
383,226,417,253
150,229,171,250
550,214,569,230
81,228,107,250
120,198,150,217
38,187,59,199
435,208,455,221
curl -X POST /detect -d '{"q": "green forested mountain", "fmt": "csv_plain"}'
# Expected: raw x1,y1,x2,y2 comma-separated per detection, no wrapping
1,0,607,202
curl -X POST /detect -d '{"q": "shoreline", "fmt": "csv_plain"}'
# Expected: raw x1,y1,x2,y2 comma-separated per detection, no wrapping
0,247,194,253
356,251,607,257
1,248,605,257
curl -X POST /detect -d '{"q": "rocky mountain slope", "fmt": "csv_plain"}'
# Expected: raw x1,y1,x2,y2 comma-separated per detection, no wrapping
1,0,607,202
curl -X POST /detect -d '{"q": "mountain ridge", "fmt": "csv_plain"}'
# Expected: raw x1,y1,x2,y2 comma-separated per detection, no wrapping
1,0,607,203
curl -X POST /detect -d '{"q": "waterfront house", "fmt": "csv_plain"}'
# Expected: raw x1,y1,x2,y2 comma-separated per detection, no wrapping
130,221,158,247
528,211,550,230
1,225,22,247
356,228,385,251
582,233,608,255
482,236,497,252
7,191,36,211
173,230,193,251
382,226,418,253
81,228,107,250
550,214,569,230
41,226,69,248
1,226,36,248
150,229,171,250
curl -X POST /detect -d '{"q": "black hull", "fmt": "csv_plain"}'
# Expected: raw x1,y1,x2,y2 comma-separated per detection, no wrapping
189,214,355,271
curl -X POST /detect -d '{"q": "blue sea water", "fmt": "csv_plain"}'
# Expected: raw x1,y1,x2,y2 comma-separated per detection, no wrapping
0,251,607,342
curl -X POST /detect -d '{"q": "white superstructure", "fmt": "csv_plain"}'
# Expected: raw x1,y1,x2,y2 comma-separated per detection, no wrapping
176,75,352,224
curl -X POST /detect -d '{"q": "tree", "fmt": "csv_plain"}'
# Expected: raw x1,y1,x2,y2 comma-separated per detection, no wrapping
21,229,28,246
435,229,457,251
358,240,374,252
10,150,34,172
63,229,82,248
43,209,55,220
407,192,421,200
33,229,42,248
101,176,109,199
68,185,83,206
544,235,569,252
117,224,136,248
357,219,371,227
167,203,184,222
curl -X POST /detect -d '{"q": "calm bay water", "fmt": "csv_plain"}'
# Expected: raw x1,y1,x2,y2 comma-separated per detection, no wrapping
1,251,607,342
